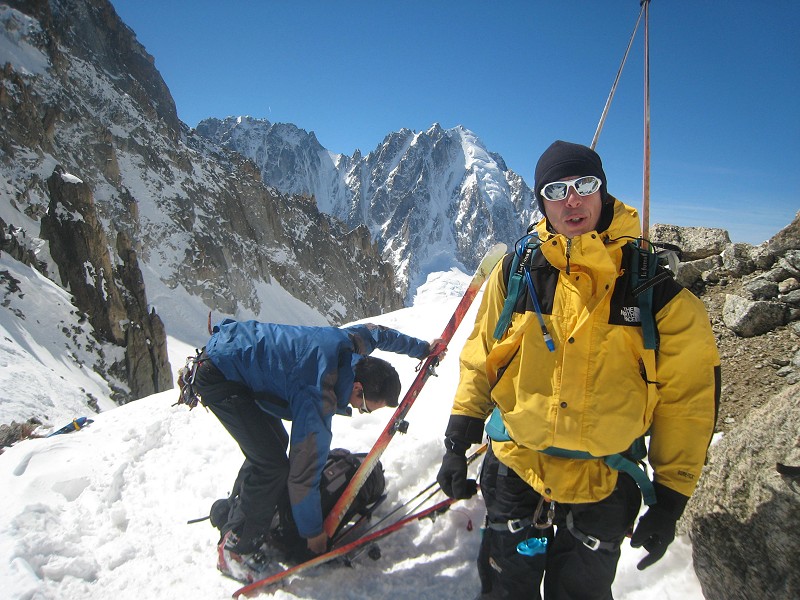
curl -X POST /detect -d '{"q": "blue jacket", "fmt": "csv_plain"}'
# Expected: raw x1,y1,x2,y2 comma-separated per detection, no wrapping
205,319,430,538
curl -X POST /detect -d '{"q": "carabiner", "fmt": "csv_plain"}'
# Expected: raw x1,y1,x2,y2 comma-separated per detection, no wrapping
533,496,556,529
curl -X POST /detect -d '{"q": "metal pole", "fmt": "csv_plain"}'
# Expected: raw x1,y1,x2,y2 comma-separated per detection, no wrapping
641,0,651,243
590,3,646,150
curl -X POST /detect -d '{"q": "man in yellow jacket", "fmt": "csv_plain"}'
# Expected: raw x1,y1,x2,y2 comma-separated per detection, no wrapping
437,140,720,599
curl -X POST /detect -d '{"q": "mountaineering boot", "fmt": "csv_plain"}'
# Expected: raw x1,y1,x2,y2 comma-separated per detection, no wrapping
224,514,274,554
217,530,271,583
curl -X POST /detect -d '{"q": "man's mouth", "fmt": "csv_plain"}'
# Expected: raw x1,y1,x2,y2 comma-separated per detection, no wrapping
565,216,585,224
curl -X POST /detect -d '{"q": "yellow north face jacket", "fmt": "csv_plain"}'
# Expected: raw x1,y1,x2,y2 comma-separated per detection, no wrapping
452,199,720,503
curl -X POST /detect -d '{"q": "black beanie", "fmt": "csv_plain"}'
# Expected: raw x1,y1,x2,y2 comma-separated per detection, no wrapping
534,140,609,214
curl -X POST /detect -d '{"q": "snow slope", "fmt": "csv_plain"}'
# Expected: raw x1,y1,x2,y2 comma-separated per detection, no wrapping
0,267,704,599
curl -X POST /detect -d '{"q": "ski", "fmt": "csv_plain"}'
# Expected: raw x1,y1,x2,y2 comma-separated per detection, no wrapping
322,242,507,539
232,497,459,598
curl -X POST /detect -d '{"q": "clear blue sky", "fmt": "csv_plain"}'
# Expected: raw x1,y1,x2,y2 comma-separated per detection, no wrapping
110,0,799,245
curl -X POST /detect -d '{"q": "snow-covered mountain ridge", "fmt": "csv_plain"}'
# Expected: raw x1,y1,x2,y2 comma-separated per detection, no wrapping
0,0,408,412
196,117,539,298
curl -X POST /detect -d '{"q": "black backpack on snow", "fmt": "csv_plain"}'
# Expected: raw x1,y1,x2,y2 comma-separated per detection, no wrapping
209,448,385,541
320,448,385,521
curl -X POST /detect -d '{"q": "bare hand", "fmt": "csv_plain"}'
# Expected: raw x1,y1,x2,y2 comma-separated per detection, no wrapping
306,531,329,555
429,338,447,360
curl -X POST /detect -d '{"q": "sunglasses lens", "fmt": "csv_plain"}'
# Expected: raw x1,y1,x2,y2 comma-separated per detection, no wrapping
542,182,568,201
574,176,600,195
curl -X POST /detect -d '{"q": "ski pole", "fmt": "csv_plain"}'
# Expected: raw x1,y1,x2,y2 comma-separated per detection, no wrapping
337,442,488,556
355,442,487,537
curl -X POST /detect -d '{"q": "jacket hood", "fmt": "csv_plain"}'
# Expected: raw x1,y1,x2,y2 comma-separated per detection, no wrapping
535,196,641,247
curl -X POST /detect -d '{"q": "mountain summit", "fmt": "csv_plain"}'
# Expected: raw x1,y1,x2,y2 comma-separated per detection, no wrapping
197,117,538,298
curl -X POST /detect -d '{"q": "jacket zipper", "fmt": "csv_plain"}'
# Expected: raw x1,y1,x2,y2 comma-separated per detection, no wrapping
565,238,572,275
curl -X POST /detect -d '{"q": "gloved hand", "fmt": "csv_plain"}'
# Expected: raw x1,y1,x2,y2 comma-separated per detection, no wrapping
437,445,478,499
630,482,689,570
437,414,486,499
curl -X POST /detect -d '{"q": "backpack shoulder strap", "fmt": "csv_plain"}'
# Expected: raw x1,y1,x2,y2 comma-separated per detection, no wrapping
493,236,541,340
627,241,661,351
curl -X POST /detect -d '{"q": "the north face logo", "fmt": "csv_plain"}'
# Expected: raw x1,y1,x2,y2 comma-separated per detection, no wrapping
620,306,641,323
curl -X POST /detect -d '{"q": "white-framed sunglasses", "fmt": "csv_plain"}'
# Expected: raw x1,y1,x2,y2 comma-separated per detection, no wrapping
540,176,602,202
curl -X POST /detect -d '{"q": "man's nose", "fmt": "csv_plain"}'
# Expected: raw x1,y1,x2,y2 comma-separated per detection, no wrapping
564,189,583,207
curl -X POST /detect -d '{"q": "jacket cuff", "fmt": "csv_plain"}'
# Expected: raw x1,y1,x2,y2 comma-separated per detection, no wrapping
444,414,485,446
653,481,690,519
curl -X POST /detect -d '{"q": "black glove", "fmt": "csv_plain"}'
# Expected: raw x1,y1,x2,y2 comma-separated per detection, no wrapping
630,482,689,570
437,446,478,499
436,415,485,499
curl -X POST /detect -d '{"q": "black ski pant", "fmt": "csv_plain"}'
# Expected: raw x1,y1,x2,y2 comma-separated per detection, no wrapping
194,356,290,553
476,446,641,600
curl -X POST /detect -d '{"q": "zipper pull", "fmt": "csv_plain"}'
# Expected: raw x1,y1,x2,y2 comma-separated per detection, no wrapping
565,238,572,275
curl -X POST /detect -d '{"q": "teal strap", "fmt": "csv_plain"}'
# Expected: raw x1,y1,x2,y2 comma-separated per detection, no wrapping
638,285,657,350
493,237,541,341
486,408,656,505
539,446,594,459
540,447,656,506
604,454,657,505
485,407,510,441
493,267,523,340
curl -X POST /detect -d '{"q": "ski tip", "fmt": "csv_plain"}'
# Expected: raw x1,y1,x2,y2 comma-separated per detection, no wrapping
489,242,508,255
476,243,507,277
483,242,508,264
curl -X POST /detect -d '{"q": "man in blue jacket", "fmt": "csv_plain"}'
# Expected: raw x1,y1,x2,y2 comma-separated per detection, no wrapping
192,319,440,562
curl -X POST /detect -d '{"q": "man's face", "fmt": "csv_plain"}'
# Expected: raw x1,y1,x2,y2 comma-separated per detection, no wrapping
349,383,386,414
542,175,603,237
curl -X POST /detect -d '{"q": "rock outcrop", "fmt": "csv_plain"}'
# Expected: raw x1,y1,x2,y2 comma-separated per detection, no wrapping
653,216,800,599
652,215,800,343
680,386,799,600
0,0,404,337
40,167,171,401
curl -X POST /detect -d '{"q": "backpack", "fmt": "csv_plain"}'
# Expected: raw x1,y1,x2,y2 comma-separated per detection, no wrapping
493,233,681,351
209,448,386,539
320,448,385,521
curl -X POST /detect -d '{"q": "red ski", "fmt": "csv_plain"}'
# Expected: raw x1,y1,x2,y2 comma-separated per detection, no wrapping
323,242,507,539
232,497,459,598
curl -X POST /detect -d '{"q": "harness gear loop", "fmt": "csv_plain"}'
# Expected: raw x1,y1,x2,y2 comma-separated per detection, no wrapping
533,496,556,529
